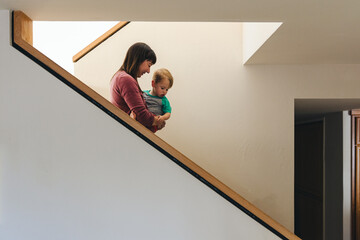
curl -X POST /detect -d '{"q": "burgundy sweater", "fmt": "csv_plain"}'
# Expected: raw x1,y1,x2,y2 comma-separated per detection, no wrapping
110,71,155,130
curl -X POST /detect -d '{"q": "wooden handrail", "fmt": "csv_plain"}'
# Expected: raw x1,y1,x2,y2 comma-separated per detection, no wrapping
12,11,300,240
72,21,130,62
13,10,33,45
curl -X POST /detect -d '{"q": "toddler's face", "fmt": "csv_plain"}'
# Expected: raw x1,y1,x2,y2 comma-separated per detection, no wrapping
152,78,170,97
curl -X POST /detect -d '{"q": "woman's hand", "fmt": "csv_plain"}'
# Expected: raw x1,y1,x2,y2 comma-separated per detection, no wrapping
130,111,137,120
157,116,166,130
153,115,166,130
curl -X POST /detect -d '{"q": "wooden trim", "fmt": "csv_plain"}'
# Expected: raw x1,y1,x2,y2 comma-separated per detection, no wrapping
72,21,130,62
352,116,356,240
351,109,360,116
351,112,360,240
357,118,360,146
12,11,300,240
13,10,33,45
357,117,360,240
357,147,360,240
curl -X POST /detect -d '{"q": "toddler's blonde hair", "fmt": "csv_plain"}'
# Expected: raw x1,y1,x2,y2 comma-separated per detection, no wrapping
153,68,173,88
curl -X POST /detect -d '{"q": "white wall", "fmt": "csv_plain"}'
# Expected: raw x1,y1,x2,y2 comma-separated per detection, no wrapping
33,21,118,74
0,10,282,240
242,22,282,64
74,21,360,231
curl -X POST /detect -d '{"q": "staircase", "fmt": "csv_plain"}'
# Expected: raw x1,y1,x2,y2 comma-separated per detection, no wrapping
0,10,300,240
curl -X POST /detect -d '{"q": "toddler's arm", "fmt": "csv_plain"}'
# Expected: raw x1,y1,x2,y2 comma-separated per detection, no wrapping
159,112,171,121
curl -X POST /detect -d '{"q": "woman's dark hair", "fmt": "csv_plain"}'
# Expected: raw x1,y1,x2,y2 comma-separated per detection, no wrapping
120,42,157,80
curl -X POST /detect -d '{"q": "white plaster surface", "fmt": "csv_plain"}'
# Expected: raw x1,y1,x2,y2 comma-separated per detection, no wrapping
0,10,280,240
74,21,360,231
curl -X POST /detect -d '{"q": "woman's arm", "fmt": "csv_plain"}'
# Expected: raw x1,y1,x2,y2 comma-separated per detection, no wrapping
129,111,166,130
120,76,155,128
131,113,165,130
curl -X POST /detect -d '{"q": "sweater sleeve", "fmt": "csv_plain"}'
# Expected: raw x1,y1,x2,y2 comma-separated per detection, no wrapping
120,76,155,128
162,96,172,113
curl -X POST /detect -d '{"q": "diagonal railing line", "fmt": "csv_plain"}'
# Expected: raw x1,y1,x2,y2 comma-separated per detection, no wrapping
12,10,300,240
72,21,130,63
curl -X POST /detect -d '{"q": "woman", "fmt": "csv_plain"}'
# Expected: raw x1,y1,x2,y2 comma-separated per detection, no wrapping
110,42,165,132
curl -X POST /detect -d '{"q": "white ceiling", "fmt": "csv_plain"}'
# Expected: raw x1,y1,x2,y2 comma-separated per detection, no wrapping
2,0,360,117
1,0,360,64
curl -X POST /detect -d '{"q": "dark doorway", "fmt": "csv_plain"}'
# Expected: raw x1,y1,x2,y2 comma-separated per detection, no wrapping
295,120,324,240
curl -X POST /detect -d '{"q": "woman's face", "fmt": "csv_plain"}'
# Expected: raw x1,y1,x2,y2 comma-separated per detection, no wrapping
137,60,153,78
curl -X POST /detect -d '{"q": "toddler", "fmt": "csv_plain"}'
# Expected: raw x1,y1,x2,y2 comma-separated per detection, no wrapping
130,68,173,130
143,68,173,122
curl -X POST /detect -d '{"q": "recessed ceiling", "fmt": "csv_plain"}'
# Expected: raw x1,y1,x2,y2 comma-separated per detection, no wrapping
295,99,360,121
